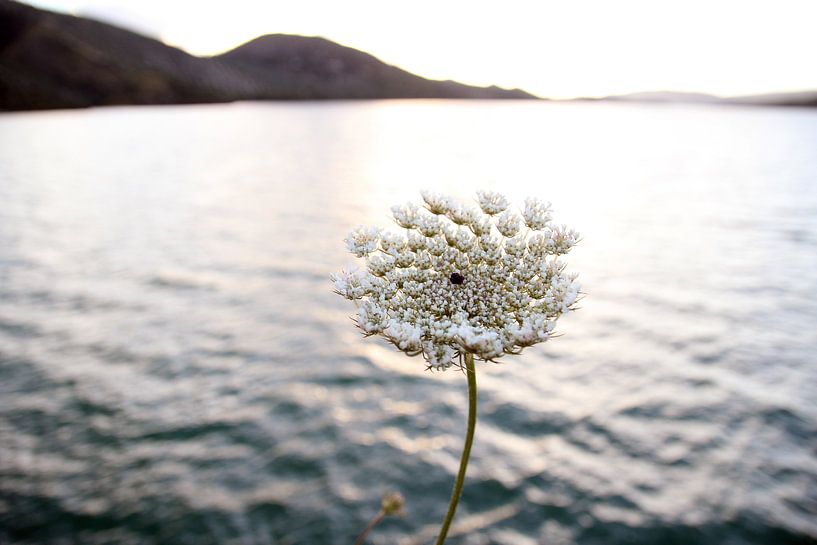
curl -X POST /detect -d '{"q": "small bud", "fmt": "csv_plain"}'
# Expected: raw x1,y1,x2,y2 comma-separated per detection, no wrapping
381,491,405,516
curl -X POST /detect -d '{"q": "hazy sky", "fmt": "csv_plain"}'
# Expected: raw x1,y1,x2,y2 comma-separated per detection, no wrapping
27,0,817,98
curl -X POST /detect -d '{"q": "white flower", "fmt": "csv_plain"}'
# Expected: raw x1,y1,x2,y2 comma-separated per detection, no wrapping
334,191,581,370
392,249,416,268
447,202,479,226
345,226,381,257
424,342,457,370
508,315,554,347
391,202,421,229
331,268,371,300
407,231,427,251
527,232,550,257
421,191,452,215
380,232,407,253
456,326,505,360
414,250,432,269
495,209,521,237
358,301,389,334
548,224,580,255
469,214,493,236
476,191,510,215
367,254,395,277
504,235,526,256
415,214,443,237
425,235,448,256
522,197,552,230
384,320,424,353
445,226,476,253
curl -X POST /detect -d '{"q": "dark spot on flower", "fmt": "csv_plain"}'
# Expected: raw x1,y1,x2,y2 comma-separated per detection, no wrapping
450,272,465,285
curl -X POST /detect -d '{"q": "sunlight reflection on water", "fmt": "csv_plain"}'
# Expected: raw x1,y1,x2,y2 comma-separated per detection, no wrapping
0,101,816,544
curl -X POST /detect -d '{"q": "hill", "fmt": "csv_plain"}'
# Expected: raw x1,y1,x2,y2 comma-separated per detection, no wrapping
214,34,533,100
0,0,535,111
579,90,817,108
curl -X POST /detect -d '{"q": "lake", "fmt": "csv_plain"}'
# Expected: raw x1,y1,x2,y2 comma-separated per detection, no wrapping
1,100,816,545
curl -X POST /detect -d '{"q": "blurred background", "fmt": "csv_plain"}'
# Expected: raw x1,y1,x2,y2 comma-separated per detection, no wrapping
1,1,816,544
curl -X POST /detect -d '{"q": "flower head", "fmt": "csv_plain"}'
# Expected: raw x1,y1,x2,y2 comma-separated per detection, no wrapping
381,491,406,516
332,191,581,370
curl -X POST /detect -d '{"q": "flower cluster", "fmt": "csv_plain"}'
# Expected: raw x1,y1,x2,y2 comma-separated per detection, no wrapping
332,191,580,370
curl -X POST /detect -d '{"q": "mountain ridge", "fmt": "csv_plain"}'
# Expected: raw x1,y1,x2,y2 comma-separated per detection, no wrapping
0,0,535,111
573,89,817,107
2,0,815,111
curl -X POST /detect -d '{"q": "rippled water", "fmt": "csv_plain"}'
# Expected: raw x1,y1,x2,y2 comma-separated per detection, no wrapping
1,101,816,545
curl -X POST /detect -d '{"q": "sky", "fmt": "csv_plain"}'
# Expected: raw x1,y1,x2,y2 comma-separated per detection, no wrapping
26,0,817,99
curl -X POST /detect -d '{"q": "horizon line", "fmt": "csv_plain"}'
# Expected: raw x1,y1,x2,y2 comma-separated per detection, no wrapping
21,0,817,101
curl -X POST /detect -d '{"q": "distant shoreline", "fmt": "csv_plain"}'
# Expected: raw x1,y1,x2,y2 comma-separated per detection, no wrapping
1,0,814,111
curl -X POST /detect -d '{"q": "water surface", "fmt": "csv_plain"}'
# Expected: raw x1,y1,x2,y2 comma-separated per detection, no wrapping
1,101,816,545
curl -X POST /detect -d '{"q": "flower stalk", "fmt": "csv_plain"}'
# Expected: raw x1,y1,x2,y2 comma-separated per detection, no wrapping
435,353,477,545
353,512,385,545
353,492,405,545
334,191,580,542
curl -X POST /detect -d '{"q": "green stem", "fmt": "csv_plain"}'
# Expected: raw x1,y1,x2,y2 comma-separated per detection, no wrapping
354,511,385,545
434,353,477,545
